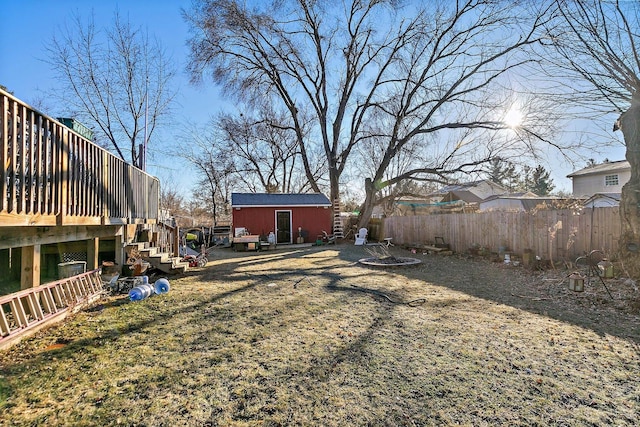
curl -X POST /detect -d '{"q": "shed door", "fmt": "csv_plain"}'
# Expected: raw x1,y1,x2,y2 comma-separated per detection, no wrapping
276,210,292,244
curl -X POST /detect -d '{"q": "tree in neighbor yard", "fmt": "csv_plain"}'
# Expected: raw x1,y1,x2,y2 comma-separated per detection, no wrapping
216,108,326,193
46,12,176,169
176,121,238,225
528,165,555,196
486,160,555,195
175,106,325,219
185,0,577,227
160,184,186,224
546,0,640,278
487,158,519,191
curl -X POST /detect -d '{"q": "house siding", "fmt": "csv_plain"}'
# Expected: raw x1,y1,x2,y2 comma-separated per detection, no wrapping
572,170,630,197
232,206,332,243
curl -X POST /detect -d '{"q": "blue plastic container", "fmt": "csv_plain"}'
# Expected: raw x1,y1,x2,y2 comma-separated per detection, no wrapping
129,283,155,301
154,278,170,294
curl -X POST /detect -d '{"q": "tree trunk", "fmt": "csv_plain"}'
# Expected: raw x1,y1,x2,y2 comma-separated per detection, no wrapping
357,178,377,230
617,97,640,280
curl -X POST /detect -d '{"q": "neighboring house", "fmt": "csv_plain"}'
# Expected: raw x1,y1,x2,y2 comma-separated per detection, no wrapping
436,190,483,205
231,193,332,244
478,193,567,212
377,180,508,216
400,180,507,214
383,193,483,216
429,180,508,202
567,160,630,197
582,193,621,208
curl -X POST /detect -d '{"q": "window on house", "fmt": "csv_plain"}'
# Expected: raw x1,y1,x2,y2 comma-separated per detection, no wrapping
604,174,619,186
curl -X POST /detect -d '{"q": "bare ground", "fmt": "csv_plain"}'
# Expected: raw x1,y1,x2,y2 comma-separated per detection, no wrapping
0,243,639,426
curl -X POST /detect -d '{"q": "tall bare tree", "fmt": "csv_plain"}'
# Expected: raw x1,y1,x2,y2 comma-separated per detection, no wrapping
46,11,176,169
185,0,564,227
176,108,321,221
160,183,186,223
176,122,237,225
217,108,324,193
546,0,640,277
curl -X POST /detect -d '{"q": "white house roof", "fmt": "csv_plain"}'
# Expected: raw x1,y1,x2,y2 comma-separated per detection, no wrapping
430,179,507,195
582,193,621,206
438,190,483,203
479,196,573,211
566,160,630,178
231,193,332,208
482,192,538,201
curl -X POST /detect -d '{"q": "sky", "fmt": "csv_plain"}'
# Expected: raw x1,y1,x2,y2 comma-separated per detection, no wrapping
0,0,628,196
0,0,227,192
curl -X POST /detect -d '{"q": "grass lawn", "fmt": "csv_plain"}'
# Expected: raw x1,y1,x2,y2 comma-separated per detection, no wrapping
1,244,638,426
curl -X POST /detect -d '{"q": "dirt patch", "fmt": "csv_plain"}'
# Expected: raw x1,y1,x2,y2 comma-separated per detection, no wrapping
358,256,421,266
0,244,638,426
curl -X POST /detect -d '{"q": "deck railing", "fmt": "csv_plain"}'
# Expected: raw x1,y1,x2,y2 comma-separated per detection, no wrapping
1,88,159,227
154,222,181,258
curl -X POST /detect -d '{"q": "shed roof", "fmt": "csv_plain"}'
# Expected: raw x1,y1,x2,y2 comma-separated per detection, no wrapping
583,193,621,206
439,190,483,203
430,179,507,195
479,196,572,212
231,193,331,208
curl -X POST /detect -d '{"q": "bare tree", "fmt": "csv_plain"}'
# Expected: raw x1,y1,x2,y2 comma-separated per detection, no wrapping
217,108,323,193
160,184,185,222
185,0,563,227
546,0,640,277
46,11,176,169
175,121,237,225
176,108,321,223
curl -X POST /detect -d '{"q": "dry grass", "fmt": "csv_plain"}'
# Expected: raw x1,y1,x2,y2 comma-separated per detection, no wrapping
1,244,639,426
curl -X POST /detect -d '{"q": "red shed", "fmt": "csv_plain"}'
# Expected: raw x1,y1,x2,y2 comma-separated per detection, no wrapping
231,193,332,244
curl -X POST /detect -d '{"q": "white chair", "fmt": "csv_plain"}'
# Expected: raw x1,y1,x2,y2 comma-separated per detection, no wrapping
354,228,368,245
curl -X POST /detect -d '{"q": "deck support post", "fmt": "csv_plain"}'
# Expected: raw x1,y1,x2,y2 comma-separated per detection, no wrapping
20,244,41,289
114,226,125,269
87,237,99,270
173,226,180,257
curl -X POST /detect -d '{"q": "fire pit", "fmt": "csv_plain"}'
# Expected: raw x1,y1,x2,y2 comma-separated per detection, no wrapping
358,256,421,266
358,245,421,267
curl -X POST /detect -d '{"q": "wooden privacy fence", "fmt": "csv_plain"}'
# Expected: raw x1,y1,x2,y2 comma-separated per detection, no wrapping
383,208,621,261
1,88,159,227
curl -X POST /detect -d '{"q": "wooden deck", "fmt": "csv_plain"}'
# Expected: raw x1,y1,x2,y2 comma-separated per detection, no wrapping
1,88,177,291
1,88,158,227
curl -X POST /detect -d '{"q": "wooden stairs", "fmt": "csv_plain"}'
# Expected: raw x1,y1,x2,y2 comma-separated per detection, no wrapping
125,242,189,275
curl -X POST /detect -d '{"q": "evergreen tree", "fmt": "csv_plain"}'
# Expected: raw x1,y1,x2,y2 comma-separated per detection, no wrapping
487,159,518,191
529,165,555,196
518,165,533,193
